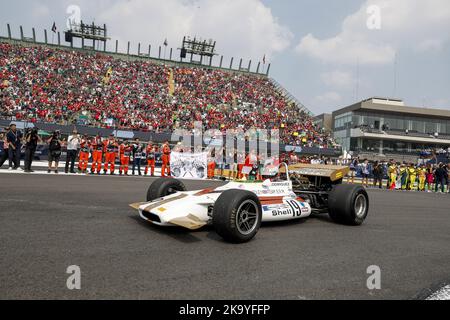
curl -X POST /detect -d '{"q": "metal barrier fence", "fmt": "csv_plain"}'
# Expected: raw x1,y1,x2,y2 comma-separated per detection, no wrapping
0,119,342,157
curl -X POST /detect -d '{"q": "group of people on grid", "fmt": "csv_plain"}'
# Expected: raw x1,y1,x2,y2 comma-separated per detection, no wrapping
0,126,173,176
64,129,172,176
347,157,450,193
385,161,449,193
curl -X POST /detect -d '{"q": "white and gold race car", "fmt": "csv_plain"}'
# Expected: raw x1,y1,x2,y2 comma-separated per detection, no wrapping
130,163,369,243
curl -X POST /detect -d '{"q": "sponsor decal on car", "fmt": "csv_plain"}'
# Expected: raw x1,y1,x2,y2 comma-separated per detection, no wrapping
263,199,308,217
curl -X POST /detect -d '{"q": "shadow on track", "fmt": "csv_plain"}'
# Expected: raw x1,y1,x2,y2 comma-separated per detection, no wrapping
129,215,203,243
129,211,319,244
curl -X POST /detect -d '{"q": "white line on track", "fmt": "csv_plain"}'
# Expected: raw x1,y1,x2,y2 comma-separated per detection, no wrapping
426,285,450,300
0,169,211,182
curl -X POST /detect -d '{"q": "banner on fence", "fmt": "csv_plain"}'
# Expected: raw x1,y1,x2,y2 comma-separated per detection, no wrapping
170,152,208,179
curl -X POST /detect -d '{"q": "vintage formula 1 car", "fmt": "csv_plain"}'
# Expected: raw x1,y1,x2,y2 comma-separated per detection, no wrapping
130,163,369,243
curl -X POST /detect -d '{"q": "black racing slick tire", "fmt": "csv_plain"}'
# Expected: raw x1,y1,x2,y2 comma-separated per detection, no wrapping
212,190,262,243
328,184,369,226
146,178,187,202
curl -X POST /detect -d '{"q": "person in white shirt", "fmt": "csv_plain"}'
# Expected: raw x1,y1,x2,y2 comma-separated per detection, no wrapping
65,129,81,174
361,159,370,187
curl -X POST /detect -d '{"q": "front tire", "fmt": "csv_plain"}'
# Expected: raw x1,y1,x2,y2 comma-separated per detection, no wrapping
328,184,369,225
146,178,187,202
212,190,262,243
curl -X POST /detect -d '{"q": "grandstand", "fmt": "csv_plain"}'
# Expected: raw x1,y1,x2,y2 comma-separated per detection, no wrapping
0,23,338,154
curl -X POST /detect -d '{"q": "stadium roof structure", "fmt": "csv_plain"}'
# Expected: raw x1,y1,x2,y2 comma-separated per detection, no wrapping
334,97,450,120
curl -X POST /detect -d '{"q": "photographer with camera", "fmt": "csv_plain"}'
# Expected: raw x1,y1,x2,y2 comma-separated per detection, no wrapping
47,130,65,174
24,128,42,173
65,129,81,174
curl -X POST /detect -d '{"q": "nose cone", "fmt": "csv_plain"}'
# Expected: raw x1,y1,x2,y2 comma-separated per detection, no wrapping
129,202,146,210
169,214,208,230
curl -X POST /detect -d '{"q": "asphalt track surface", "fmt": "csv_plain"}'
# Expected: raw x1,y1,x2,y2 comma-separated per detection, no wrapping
1,173,449,300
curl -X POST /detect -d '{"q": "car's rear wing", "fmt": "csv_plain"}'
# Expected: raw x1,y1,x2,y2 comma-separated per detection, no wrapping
281,164,350,182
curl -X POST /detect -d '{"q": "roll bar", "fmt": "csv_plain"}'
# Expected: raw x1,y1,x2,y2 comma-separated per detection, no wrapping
279,162,290,181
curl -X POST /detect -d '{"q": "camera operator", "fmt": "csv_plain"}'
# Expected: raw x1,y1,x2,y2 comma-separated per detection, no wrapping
65,129,81,174
24,128,42,173
47,130,65,174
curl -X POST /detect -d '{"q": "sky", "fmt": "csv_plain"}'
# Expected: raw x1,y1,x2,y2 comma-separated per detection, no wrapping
0,0,449,115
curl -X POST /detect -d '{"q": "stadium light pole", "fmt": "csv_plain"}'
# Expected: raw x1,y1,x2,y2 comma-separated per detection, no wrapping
393,52,398,98
7,24,12,39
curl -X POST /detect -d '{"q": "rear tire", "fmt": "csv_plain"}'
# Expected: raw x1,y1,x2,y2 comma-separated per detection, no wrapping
146,178,187,202
328,184,369,225
212,190,262,243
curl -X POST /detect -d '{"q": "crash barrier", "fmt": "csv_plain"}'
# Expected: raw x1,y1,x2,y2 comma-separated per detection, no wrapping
212,163,351,182
0,119,172,143
0,119,342,157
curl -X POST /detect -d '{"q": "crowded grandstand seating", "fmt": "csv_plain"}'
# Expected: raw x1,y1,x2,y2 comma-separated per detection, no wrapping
0,42,337,148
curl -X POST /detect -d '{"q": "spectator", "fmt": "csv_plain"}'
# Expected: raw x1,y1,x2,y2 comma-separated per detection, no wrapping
348,157,359,184
446,163,450,193
47,131,64,174
434,163,446,193
425,163,434,192
399,163,408,191
418,165,427,192
387,160,397,190
132,138,144,176
360,159,370,187
0,132,8,168
65,129,81,174
6,123,22,170
372,161,383,189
